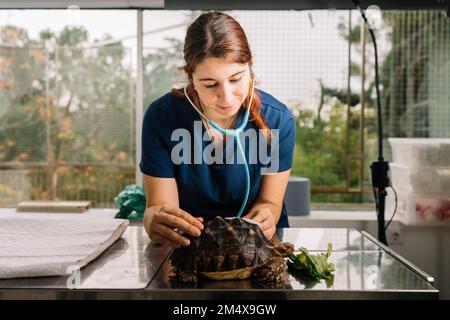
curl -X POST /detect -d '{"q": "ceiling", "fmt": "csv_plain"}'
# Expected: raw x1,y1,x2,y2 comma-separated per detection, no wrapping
0,0,448,10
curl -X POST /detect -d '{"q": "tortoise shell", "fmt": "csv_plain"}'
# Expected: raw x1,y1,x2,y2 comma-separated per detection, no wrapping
170,216,293,283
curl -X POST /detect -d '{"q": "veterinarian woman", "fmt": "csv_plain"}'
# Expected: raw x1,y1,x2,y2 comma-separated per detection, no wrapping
141,12,295,248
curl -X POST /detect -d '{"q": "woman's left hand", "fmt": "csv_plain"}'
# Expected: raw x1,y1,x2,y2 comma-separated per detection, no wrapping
243,208,276,239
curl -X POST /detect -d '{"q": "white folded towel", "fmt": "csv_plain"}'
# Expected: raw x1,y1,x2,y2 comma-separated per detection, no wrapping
0,214,129,279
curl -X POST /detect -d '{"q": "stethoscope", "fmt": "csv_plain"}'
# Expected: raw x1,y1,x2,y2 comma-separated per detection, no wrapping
184,76,255,217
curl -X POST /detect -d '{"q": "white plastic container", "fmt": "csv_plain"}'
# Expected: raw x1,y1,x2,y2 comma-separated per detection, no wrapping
389,163,450,193
386,189,450,226
388,138,450,168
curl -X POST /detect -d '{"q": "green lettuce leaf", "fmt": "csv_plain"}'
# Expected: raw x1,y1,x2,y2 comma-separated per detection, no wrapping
288,243,335,281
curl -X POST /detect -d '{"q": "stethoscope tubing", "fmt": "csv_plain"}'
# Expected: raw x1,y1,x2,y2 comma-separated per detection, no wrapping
184,76,255,217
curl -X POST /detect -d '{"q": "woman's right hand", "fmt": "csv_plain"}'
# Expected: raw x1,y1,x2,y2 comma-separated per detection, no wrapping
144,205,204,248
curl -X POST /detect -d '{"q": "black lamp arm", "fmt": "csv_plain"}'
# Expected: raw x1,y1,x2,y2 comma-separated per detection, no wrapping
352,0,390,245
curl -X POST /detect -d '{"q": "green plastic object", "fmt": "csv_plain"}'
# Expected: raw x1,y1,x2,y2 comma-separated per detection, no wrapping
114,184,146,221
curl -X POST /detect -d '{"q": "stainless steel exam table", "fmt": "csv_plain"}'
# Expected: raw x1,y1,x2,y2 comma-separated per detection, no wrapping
0,226,438,299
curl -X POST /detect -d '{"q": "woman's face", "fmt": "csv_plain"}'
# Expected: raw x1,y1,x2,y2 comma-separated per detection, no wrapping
192,57,251,120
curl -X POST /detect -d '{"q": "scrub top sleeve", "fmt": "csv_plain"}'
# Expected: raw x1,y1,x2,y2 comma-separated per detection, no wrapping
139,106,176,178
276,111,296,172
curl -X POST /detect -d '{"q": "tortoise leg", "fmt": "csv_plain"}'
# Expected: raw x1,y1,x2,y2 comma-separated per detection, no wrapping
255,257,288,283
168,265,177,278
179,269,198,283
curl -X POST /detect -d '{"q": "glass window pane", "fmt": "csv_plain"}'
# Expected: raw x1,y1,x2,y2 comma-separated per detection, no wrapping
0,10,136,207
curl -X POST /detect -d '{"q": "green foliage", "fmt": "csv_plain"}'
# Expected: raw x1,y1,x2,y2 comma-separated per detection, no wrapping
0,183,22,206
288,243,335,282
291,98,375,202
292,15,381,204
378,11,449,139
0,25,134,164
0,25,139,205
0,26,47,162
143,38,184,109
338,21,362,44
57,26,88,46
0,100,46,162
0,22,188,205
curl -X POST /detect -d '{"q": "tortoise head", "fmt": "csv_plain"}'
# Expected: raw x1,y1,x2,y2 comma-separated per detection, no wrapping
273,242,294,257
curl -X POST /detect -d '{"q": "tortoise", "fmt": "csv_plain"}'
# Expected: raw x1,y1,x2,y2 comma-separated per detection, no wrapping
169,216,294,283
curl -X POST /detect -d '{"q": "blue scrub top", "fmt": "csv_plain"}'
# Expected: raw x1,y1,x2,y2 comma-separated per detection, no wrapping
139,89,296,228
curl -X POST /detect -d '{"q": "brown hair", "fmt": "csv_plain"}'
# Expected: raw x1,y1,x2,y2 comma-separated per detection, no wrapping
171,11,270,141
